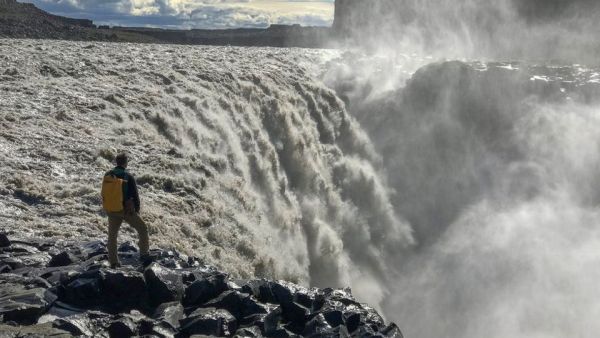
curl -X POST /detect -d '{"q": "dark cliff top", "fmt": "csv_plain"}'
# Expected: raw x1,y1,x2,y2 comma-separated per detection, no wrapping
0,233,403,337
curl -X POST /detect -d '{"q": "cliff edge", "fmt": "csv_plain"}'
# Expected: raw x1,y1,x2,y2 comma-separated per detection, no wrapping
0,233,403,337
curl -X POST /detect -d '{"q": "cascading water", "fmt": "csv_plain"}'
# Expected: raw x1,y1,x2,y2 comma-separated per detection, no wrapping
0,40,412,311
2,1,600,336
324,1,600,337
326,58,600,337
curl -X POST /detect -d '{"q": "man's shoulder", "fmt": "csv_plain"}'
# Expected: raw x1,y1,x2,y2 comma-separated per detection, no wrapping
104,167,132,178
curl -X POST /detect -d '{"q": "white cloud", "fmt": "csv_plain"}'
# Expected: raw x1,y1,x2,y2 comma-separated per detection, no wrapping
27,0,334,28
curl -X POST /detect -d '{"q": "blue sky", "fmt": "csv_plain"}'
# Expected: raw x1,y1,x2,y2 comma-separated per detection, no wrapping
23,0,335,29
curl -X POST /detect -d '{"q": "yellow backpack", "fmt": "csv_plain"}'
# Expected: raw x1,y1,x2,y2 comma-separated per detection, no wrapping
101,174,126,212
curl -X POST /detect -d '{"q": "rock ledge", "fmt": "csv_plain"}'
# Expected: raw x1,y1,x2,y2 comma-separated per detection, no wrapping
0,235,402,337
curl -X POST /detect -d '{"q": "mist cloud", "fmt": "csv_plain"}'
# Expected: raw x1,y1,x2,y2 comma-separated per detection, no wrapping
334,0,600,65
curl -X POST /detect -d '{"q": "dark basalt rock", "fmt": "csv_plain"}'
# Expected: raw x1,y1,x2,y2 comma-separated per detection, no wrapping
62,275,102,307
37,266,81,286
260,306,283,335
51,311,106,336
203,290,268,320
3,243,40,254
0,264,12,273
0,233,10,247
282,301,309,326
180,307,237,336
101,269,147,311
321,309,344,327
302,313,332,337
265,327,299,338
6,252,51,270
1,257,24,270
242,279,277,304
80,240,107,259
0,284,57,324
183,272,229,306
153,301,184,329
118,241,138,253
0,273,52,289
381,323,404,338
48,251,77,267
108,317,137,338
0,235,402,337
41,301,86,320
144,263,183,307
235,325,263,337
0,322,72,337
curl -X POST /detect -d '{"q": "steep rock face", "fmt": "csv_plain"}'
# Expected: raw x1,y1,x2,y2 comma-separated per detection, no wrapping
0,234,403,337
0,0,117,41
0,0,94,28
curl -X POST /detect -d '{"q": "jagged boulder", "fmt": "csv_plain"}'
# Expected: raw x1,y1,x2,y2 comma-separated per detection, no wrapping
381,323,404,338
61,271,103,307
153,301,184,330
0,273,52,289
302,313,332,337
39,301,86,321
344,312,361,333
0,284,57,324
320,309,343,327
242,279,277,304
118,241,138,253
0,233,10,247
0,322,72,337
50,311,111,336
183,272,229,306
203,290,268,320
80,241,107,259
256,307,283,335
108,317,137,338
48,251,77,267
144,263,183,307
234,325,263,337
0,235,403,337
101,268,147,311
180,307,237,336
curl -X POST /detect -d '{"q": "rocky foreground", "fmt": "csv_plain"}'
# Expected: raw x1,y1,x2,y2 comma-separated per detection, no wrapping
0,234,402,337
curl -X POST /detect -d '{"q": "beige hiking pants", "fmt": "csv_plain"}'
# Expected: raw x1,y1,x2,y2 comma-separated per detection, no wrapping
107,211,149,265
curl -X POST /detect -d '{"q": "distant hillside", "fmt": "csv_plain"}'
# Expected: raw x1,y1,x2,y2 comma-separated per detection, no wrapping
0,0,156,42
0,0,332,47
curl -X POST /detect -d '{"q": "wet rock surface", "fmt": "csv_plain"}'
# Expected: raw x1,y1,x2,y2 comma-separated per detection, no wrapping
0,234,402,337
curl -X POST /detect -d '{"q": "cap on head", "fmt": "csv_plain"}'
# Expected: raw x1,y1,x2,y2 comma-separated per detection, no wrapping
115,153,128,167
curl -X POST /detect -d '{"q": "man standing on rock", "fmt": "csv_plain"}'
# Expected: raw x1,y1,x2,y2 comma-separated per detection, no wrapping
101,153,150,268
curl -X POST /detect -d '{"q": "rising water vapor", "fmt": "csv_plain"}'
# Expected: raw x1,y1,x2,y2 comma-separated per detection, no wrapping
326,1,600,337
333,0,600,64
337,61,600,337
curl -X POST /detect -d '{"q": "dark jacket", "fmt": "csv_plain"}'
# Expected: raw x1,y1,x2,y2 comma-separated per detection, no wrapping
105,166,140,213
